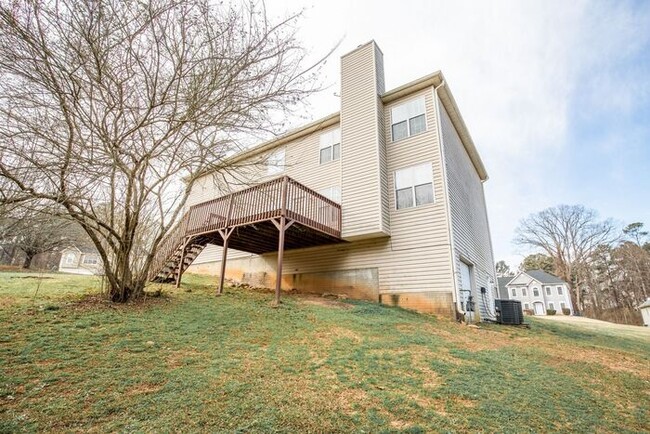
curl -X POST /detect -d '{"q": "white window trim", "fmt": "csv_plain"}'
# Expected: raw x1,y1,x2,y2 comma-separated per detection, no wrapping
390,95,427,142
548,302,555,311
393,162,435,210
65,253,75,265
556,285,563,295
319,128,341,165
533,287,540,297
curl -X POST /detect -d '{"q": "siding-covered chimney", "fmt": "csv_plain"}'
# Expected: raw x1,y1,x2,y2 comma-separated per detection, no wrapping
340,41,390,239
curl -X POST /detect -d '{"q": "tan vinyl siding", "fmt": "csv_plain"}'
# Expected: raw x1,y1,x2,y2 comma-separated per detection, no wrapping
439,96,496,318
339,42,388,239
188,123,343,265
188,85,456,298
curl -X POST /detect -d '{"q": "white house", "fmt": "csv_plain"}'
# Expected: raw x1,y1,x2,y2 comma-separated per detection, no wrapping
58,246,103,275
498,270,573,315
149,41,497,320
639,298,650,326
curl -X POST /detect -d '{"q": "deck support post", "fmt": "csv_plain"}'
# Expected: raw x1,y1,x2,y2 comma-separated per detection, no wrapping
217,228,234,295
175,237,190,288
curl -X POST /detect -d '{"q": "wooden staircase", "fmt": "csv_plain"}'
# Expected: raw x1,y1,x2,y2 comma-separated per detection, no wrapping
151,240,207,283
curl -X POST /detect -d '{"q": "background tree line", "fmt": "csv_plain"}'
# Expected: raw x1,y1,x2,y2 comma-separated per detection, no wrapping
497,204,649,325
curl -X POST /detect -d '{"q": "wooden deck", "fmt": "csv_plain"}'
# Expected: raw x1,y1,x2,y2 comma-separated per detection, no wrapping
148,176,343,302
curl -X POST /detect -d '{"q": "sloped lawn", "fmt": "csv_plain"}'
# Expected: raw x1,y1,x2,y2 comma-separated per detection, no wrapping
1,272,648,432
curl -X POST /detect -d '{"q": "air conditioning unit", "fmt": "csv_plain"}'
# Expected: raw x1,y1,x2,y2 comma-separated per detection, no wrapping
495,299,524,325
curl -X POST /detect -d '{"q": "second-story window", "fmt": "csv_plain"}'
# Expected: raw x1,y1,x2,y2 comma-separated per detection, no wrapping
522,288,527,297
511,288,517,297
390,96,426,141
319,128,341,164
557,286,563,295
267,148,285,176
533,287,540,297
545,286,552,296
394,163,434,209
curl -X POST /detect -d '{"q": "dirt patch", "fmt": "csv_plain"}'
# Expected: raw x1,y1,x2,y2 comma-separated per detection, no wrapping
126,382,164,396
299,296,353,310
425,322,513,352
541,341,650,380
313,326,362,343
166,349,205,369
66,293,171,312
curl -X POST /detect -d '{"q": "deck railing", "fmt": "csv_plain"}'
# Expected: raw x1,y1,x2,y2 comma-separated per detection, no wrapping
149,176,342,280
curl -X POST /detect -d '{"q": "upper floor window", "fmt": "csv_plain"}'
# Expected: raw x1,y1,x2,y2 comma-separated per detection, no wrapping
511,288,517,297
391,96,426,141
319,128,341,164
267,148,285,176
394,163,434,210
65,253,75,265
318,186,341,204
557,286,563,295
522,288,527,297
533,287,540,297
545,286,552,296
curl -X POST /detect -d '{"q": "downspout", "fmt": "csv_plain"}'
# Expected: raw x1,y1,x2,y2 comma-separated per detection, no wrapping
432,80,461,316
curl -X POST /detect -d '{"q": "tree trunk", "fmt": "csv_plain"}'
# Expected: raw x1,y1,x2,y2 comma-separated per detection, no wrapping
22,251,35,269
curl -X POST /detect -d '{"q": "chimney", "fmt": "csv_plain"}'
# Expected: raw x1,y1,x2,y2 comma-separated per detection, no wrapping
340,41,389,239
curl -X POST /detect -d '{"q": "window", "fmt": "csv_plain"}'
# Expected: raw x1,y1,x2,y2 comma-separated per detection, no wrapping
391,96,426,141
557,286,563,295
548,302,555,311
319,128,341,164
267,148,285,176
511,288,517,297
560,302,567,311
83,256,98,265
524,303,530,310
318,186,341,204
394,163,434,209
545,286,551,296
533,287,540,297
65,253,75,265
522,288,527,297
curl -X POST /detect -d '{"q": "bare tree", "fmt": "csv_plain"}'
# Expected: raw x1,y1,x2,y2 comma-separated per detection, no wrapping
514,205,616,313
0,204,84,268
0,0,327,301
495,260,514,277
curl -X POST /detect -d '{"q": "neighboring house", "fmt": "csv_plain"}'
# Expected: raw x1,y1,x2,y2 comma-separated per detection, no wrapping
498,270,574,315
58,246,103,275
149,41,497,320
639,298,650,326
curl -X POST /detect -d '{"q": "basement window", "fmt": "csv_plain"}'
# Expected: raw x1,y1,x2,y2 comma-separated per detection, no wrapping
319,128,341,164
390,96,426,141
394,163,434,209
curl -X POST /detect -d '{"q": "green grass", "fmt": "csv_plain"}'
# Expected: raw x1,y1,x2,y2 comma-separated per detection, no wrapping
1,272,649,433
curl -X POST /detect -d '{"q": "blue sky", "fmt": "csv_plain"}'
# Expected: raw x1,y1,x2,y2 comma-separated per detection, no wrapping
265,0,650,267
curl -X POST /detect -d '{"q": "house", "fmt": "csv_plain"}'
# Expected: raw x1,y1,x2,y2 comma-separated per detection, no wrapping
149,41,497,320
58,246,102,275
498,270,574,315
639,298,650,326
